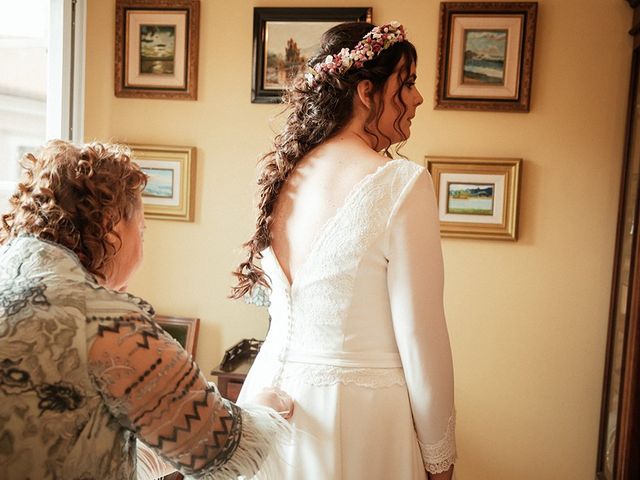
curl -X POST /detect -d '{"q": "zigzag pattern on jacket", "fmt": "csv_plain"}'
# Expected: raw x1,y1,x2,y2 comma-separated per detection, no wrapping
180,402,242,474
144,390,239,472
180,413,238,473
95,315,161,350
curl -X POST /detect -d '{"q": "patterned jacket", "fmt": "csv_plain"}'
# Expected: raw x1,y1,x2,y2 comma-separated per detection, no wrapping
0,236,288,479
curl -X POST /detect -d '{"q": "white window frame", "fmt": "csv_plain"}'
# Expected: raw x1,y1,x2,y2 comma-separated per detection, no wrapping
47,0,86,142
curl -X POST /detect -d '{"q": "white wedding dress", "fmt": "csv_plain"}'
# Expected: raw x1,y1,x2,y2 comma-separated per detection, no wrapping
237,159,456,479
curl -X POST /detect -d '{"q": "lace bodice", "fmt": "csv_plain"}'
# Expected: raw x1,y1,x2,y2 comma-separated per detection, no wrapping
262,159,422,356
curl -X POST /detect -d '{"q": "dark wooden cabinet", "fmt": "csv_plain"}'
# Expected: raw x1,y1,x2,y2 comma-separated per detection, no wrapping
596,2,640,479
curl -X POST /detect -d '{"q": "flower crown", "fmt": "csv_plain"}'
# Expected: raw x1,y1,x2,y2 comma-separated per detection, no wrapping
304,21,407,88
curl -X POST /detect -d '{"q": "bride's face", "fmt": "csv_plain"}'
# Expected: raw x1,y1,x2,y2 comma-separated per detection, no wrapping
371,59,423,150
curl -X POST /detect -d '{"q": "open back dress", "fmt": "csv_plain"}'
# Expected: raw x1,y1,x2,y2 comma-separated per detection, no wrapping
238,159,457,479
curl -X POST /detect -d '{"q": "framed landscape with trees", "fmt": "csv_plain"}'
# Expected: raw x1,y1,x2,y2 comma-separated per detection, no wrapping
251,7,372,103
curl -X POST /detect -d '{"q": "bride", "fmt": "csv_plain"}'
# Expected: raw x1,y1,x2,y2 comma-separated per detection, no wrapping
233,21,456,479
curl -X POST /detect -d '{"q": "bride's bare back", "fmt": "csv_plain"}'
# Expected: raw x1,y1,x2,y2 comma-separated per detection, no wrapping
269,134,387,286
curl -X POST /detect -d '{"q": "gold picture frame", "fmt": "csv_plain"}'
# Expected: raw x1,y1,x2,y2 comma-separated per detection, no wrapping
426,156,522,240
435,2,538,112
131,144,196,221
115,0,200,100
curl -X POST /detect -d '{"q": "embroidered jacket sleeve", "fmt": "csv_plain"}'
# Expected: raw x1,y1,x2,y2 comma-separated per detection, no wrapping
385,169,457,474
87,309,289,479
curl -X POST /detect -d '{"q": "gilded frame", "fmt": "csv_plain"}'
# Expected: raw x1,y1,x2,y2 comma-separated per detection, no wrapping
115,0,200,100
426,156,522,240
131,144,196,222
435,2,538,112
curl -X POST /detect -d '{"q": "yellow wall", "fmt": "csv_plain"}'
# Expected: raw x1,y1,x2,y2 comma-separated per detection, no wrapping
84,1,632,479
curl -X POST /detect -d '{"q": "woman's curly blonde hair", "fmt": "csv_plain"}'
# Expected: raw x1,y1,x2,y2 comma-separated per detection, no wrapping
0,140,148,281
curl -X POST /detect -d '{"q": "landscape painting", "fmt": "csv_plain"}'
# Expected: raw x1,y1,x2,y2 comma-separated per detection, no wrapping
447,182,495,215
139,25,176,75
462,29,507,85
264,21,338,89
141,167,174,198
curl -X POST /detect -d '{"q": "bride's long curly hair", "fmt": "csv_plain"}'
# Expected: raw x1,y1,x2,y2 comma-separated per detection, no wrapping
231,22,417,298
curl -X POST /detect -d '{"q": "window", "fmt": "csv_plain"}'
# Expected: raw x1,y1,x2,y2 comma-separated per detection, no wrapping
0,0,84,207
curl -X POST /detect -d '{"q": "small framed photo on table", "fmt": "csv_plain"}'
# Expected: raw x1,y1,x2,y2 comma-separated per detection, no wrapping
252,7,372,103
435,2,538,112
130,144,196,221
115,0,200,100
426,156,522,240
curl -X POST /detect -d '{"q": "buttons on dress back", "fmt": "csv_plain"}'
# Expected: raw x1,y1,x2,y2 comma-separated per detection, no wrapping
273,292,294,387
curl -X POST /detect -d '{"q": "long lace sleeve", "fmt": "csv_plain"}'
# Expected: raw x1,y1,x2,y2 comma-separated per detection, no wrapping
385,169,457,474
87,313,290,479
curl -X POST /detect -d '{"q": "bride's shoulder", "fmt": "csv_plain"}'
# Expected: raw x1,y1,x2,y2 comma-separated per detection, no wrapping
374,158,425,187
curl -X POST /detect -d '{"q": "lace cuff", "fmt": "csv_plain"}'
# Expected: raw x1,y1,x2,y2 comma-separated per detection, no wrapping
418,410,457,474
207,403,292,479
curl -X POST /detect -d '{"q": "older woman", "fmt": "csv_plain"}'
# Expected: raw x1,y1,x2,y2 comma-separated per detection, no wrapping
0,140,292,479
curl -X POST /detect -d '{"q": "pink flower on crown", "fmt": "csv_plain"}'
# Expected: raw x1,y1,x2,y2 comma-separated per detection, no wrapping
305,21,407,88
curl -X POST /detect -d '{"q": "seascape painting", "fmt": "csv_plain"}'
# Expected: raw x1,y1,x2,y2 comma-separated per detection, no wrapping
142,167,174,198
462,29,507,85
447,182,495,215
264,21,339,89
139,25,176,75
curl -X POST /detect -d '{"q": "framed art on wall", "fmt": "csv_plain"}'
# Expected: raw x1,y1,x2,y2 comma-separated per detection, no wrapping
130,144,196,221
426,156,522,240
155,315,200,356
115,0,200,100
252,7,372,103
435,2,538,112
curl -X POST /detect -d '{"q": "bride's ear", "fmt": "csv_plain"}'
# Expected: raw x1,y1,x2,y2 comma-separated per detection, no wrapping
355,80,374,110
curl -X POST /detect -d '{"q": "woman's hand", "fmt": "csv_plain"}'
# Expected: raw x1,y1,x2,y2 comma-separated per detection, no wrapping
251,387,294,419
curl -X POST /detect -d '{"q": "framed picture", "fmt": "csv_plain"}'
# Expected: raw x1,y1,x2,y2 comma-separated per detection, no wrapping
435,2,538,112
115,0,200,100
155,315,200,356
252,7,372,103
131,144,196,221
426,156,522,240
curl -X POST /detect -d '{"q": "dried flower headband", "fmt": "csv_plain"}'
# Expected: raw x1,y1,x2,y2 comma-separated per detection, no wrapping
305,21,407,88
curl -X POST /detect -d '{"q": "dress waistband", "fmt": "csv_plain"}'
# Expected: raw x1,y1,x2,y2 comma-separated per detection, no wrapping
259,346,403,368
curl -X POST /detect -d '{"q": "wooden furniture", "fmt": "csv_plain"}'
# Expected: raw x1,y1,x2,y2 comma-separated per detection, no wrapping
596,2,640,479
211,338,263,402
211,361,252,402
